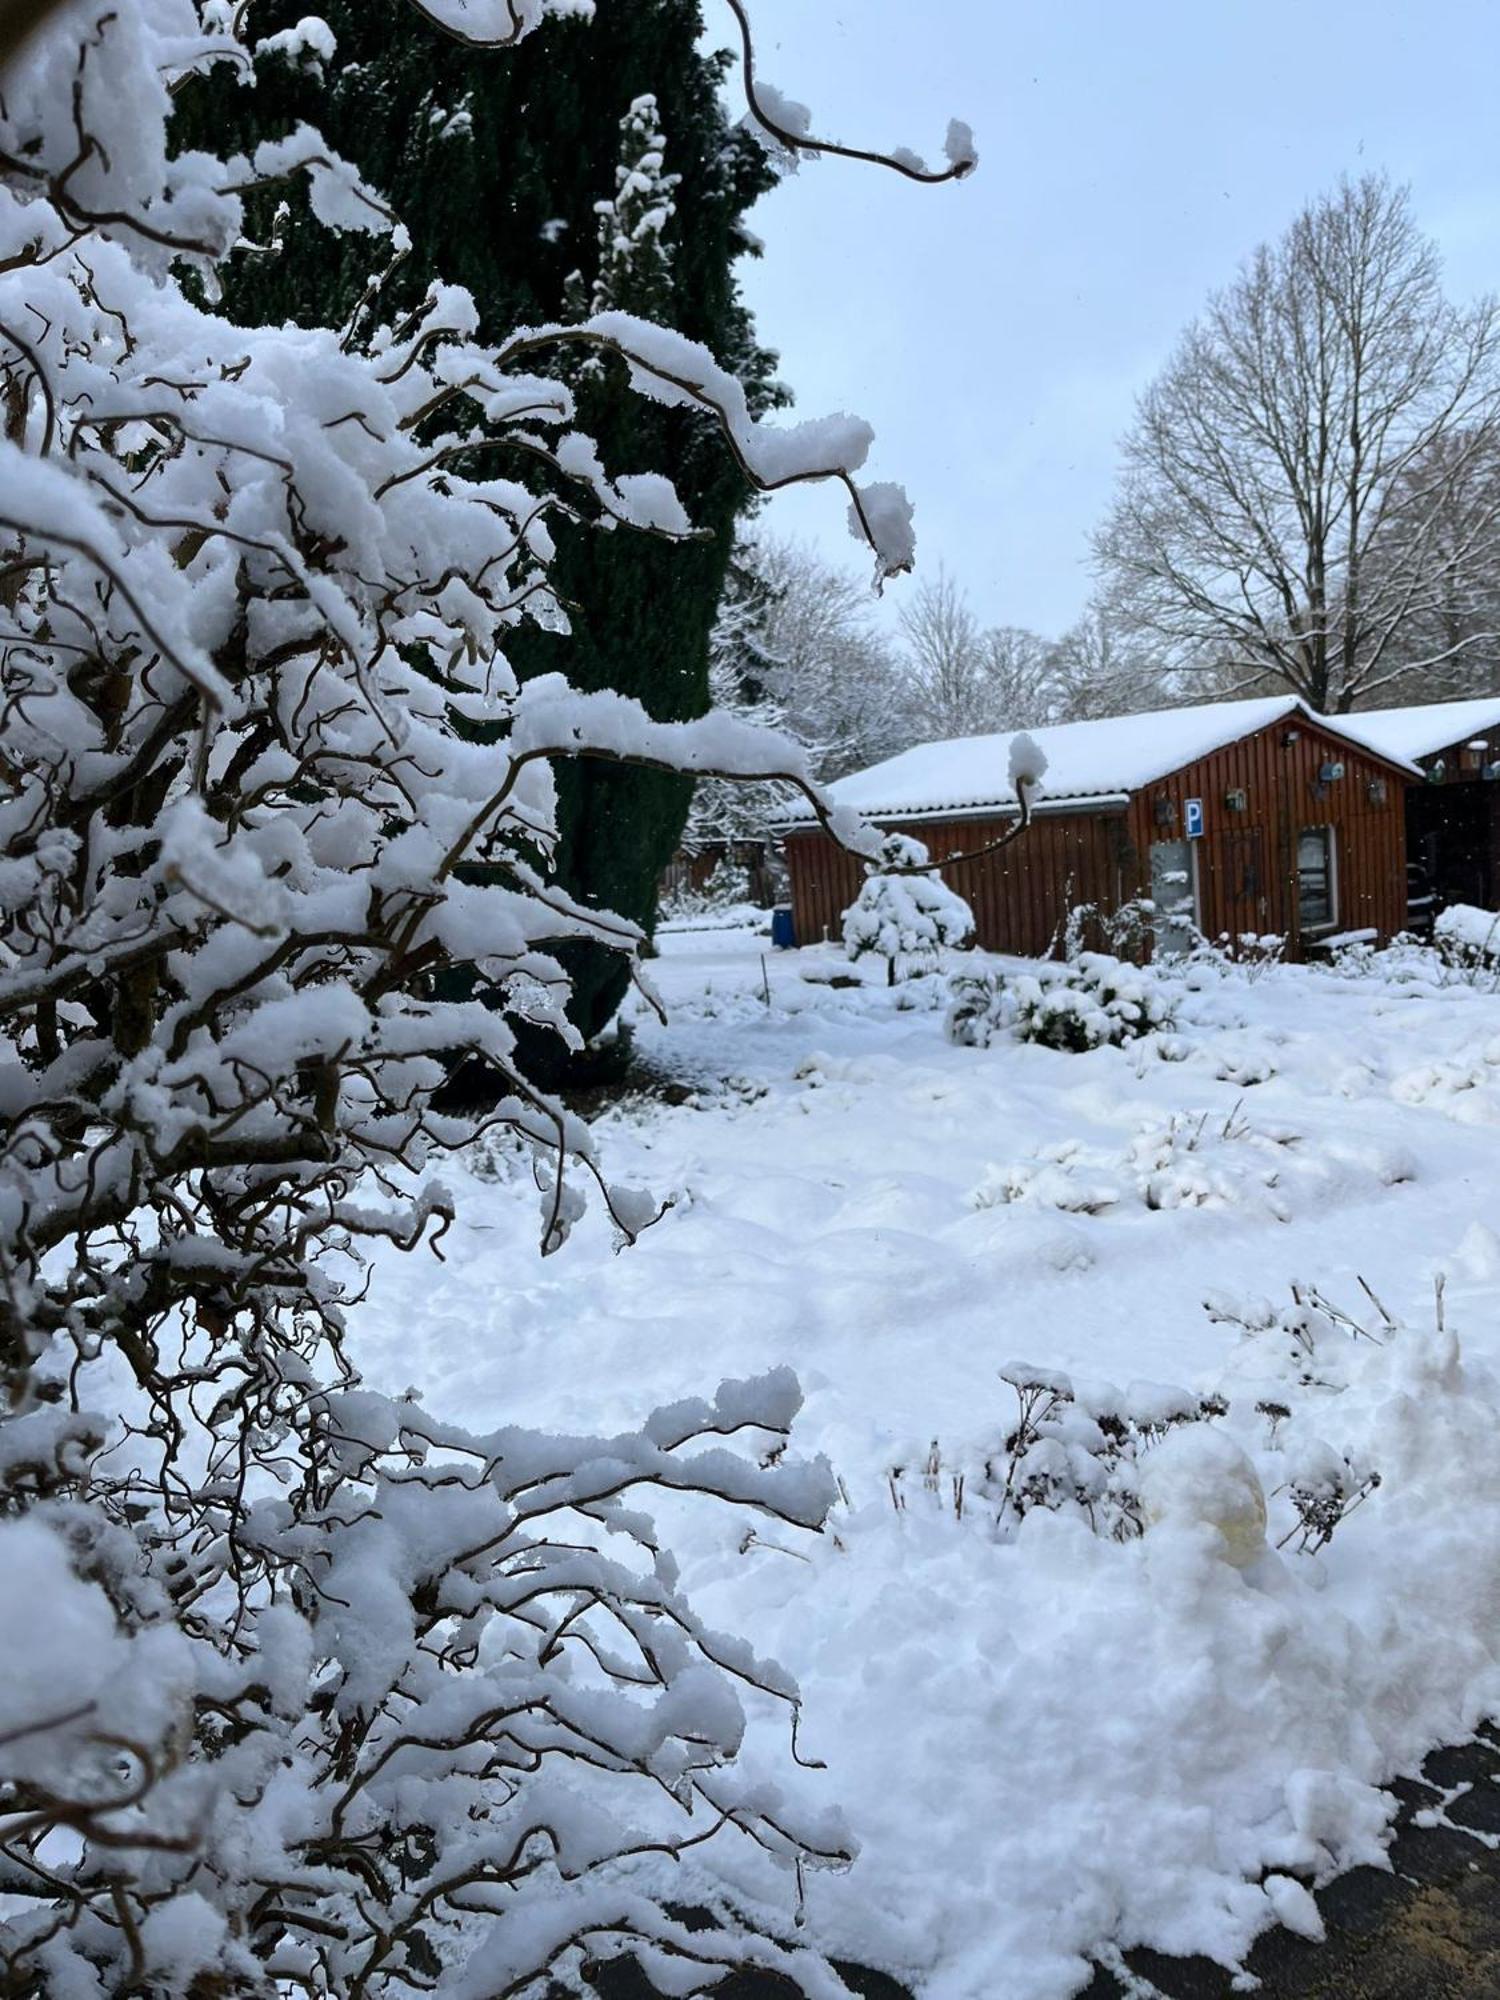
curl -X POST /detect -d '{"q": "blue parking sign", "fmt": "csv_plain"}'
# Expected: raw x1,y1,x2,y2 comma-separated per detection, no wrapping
1185,798,1205,839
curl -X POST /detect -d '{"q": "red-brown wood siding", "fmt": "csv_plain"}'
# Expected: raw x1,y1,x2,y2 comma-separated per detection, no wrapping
783,809,1129,959
783,715,1409,961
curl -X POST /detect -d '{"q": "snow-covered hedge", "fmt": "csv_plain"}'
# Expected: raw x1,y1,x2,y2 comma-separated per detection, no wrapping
949,952,1177,1052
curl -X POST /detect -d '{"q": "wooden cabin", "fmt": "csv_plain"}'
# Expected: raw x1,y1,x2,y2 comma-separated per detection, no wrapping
1336,698,1500,922
779,696,1417,962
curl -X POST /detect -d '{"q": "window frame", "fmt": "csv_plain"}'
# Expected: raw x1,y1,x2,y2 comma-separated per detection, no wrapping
1296,824,1338,933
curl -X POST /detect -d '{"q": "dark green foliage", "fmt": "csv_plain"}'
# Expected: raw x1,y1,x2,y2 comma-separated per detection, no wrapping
177,2,779,1070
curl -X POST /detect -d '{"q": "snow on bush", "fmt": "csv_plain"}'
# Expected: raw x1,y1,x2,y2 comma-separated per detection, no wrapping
888,1367,1230,1544
1327,922,1500,994
975,1109,1416,1225
660,857,763,926
885,1325,1392,1574
886,1276,1471,1593
0,3,970,1991
1435,901,1500,962
949,951,1176,1052
842,832,974,984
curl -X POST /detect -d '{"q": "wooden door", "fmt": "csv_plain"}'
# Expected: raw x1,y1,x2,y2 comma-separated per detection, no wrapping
1221,827,1268,942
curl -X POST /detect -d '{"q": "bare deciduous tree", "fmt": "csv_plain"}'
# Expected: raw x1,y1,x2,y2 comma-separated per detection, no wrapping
1096,174,1500,712
1045,604,1176,720
899,569,1057,738
1366,427,1500,702
749,535,916,778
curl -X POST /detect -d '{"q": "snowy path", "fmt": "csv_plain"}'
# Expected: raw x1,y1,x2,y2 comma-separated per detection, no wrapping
363,934,1500,2000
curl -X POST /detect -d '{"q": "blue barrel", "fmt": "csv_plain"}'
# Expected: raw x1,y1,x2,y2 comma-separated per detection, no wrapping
770,905,796,950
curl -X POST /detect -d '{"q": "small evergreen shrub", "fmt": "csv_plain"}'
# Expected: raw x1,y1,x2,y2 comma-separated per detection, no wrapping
948,953,1176,1052
843,833,974,985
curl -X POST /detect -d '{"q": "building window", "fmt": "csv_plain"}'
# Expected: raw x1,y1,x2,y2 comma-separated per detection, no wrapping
1297,826,1336,929
1149,838,1199,959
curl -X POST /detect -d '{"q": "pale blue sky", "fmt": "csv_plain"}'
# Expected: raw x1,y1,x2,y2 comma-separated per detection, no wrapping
727,1,1500,636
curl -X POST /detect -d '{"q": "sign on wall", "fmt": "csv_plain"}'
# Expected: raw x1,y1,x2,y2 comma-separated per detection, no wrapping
1184,798,1205,839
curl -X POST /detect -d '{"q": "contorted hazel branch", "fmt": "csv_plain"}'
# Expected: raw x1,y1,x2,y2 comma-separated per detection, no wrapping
392,0,981,183
0,4,1009,1996
720,0,978,183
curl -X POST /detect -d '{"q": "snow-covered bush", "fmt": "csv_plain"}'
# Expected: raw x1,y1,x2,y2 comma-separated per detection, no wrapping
1057,895,1157,964
1205,1279,1397,1392
1201,1281,1391,1548
946,967,1010,1046
893,1297,1398,1564
976,1111,1413,1227
1432,903,1500,985
1183,930,1287,982
842,833,974,984
889,1367,1228,1543
1327,917,1500,993
1435,901,1500,959
0,4,972,1991
949,952,1176,1052
660,856,760,923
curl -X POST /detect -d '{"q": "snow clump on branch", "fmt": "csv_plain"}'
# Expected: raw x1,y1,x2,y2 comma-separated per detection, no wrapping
0,0,975,1991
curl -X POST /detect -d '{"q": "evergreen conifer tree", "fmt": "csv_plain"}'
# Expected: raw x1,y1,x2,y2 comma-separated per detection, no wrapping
177,2,781,1075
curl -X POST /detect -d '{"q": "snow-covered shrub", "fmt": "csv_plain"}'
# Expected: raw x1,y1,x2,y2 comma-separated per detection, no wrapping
949,953,1176,1052
0,3,969,1991
1201,1281,1391,1551
1277,1437,1382,1553
660,855,760,923
889,1367,1227,1543
1205,1279,1395,1392
1057,895,1157,964
1435,902,1500,958
1183,930,1287,982
897,1301,1395,1564
1327,919,1500,992
1433,903,1500,985
946,967,1011,1046
842,832,974,984
975,1112,1413,1227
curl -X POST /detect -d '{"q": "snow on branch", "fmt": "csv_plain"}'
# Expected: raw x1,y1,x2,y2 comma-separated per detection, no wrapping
503,310,916,580
721,0,977,184
402,0,595,48
0,3,994,1989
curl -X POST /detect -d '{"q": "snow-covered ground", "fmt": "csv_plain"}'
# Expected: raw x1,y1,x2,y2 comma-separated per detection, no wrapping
362,930,1500,2000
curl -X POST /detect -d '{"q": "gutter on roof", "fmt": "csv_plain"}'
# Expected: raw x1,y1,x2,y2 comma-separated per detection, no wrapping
774,791,1132,834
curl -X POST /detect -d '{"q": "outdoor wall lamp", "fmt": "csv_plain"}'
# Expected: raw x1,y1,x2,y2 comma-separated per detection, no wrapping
1224,788,1248,812
1367,778,1387,805
1152,797,1177,828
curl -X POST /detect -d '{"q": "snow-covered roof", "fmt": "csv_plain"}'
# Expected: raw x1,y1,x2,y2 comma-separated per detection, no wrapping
785,696,1414,826
1332,697,1500,767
